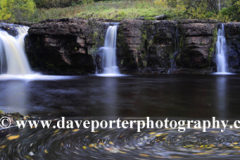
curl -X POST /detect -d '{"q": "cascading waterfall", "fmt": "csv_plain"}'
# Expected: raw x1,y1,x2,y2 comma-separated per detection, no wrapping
16,26,29,50
219,0,221,11
0,25,32,75
97,25,120,76
0,38,5,74
216,24,229,73
169,23,179,74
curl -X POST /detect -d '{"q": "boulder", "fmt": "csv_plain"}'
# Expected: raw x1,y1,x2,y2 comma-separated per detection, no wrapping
225,22,240,72
154,15,167,20
0,23,19,37
26,18,108,75
176,20,218,68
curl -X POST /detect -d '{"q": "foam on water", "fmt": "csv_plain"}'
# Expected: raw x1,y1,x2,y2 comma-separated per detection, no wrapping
0,73,77,81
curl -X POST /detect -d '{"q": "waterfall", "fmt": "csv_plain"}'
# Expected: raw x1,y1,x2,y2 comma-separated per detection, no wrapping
0,25,32,75
97,25,120,76
0,38,5,74
219,0,221,11
169,23,179,74
216,24,229,73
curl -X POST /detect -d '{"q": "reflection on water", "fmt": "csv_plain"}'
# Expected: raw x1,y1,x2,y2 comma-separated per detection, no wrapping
102,78,118,116
0,75,239,119
5,81,28,115
216,76,228,118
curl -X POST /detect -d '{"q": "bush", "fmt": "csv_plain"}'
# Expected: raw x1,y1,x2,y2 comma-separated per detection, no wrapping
217,1,240,22
33,0,93,8
0,0,36,22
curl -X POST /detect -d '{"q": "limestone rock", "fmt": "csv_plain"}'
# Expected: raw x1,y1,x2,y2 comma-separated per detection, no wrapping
176,20,218,68
154,15,167,20
26,18,108,75
225,23,240,72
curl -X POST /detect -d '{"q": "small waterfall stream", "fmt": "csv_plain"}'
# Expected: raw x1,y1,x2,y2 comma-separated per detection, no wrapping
169,23,179,74
0,38,5,73
97,24,121,76
0,25,32,75
219,0,221,11
216,24,229,74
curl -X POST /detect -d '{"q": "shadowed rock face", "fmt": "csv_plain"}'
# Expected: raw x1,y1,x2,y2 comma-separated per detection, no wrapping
24,18,240,75
225,23,240,73
176,20,218,70
117,19,218,74
26,18,108,75
117,20,177,74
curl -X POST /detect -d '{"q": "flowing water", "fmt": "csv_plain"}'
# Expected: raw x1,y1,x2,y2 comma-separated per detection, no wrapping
169,23,179,74
0,75,240,159
219,0,221,11
97,25,121,77
0,26,32,75
216,24,229,74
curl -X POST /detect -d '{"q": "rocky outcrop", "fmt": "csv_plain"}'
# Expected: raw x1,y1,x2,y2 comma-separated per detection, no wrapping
225,23,240,72
176,20,218,71
117,20,177,74
117,20,144,73
0,112,23,128
0,21,34,36
25,18,240,75
117,19,218,74
0,23,19,37
155,15,167,20
26,18,108,75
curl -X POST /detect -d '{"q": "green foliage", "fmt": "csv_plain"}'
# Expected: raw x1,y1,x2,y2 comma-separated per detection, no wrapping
217,0,240,22
175,0,219,19
154,0,240,21
33,0,93,9
0,110,3,114
3,0,239,22
76,0,177,21
29,5,84,22
0,0,36,22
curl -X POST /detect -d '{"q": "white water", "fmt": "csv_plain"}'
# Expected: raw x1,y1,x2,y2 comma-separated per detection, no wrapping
0,25,79,81
216,24,230,74
97,25,122,77
0,26,32,75
219,0,221,11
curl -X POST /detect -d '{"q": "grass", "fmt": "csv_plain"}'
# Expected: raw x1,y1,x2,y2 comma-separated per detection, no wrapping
30,5,84,22
29,0,177,22
76,0,177,20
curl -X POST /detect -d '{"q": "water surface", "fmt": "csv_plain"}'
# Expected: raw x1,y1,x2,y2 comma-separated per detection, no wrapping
0,74,239,119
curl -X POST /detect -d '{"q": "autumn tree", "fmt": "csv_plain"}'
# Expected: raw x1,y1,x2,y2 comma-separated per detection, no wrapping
0,0,36,22
33,0,93,9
